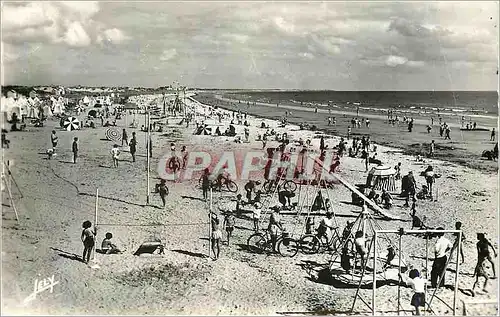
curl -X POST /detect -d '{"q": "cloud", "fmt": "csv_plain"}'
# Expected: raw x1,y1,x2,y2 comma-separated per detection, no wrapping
385,55,408,67
63,22,91,47
1,1,129,48
2,2,497,90
97,28,130,45
299,52,315,60
159,48,177,61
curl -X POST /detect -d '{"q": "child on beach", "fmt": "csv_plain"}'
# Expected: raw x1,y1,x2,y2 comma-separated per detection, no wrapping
129,132,137,162
111,144,120,167
354,230,368,269
253,203,261,232
155,179,169,207
476,233,497,278
72,137,79,164
211,213,222,260
81,220,95,264
199,168,211,201
222,212,236,245
452,221,465,264
101,232,122,254
51,130,58,152
399,269,427,315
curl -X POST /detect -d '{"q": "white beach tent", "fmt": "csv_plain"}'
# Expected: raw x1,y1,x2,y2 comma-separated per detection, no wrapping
366,165,397,192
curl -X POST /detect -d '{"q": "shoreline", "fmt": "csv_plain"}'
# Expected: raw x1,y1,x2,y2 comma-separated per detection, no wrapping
194,93,498,173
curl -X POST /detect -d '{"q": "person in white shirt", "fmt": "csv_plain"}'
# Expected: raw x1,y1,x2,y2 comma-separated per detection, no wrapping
252,204,261,232
399,268,427,315
431,228,452,288
317,212,335,245
111,144,120,168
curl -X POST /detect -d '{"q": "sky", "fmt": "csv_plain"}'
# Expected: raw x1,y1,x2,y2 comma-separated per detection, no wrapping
1,1,499,90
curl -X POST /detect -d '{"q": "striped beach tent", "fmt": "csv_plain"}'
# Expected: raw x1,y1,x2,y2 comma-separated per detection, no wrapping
366,165,396,192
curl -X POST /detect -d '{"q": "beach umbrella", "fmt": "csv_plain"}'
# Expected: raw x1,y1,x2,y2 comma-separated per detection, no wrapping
195,125,212,135
105,128,122,141
62,116,80,131
88,109,98,118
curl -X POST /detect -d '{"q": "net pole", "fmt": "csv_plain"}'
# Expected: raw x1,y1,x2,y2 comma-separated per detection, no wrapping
453,231,462,316
372,231,377,316
397,231,402,315
146,112,150,205
93,188,98,261
208,187,213,258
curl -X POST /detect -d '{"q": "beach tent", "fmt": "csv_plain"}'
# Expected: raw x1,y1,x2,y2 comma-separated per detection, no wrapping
366,165,396,192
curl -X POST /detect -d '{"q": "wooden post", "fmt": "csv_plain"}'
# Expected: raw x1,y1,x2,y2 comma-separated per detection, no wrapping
372,231,377,316
208,187,213,258
453,232,462,316
146,112,150,205
397,231,402,315
93,188,98,261
3,174,19,222
424,234,429,316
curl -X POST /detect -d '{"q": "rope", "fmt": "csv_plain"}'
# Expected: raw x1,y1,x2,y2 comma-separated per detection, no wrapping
97,222,209,227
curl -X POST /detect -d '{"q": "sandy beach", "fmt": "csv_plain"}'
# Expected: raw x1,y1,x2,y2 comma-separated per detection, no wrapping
1,94,498,315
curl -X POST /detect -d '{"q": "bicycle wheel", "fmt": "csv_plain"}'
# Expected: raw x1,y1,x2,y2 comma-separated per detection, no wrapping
247,233,267,254
283,180,297,193
278,238,299,257
299,234,321,254
226,180,238,193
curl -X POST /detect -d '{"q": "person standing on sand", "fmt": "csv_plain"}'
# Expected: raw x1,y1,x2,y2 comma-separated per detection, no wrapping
431,228,452,288
129,132,137,162
199,168,211,201
155,179,169,207
491,128,496,141
403,171,416,207
429,140,435,157
394,162,402,180
111,144,120,168
222,211,236,245
181,145,188,169
72,137,78,164
399,269,427,316
476,233,497,278
81,220,95,264
347,127,351,140
210,212,222,260
51,130,58,152
452,221,465,264
121,129,128,146
444,125,451,140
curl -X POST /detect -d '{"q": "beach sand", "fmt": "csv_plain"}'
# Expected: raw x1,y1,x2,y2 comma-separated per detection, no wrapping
1,95,498,315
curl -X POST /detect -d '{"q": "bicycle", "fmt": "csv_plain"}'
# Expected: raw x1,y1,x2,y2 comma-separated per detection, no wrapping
210,176,238,193
247,229,299,257
262,179,298,194
299,227,342,254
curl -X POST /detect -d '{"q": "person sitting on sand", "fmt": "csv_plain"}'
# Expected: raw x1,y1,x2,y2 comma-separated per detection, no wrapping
381,189,393,209
101,232,122,254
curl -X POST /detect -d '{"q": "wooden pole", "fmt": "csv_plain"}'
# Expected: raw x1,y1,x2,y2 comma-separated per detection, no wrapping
372,231,377,316
397,230,402,315
93,188,98,261
424,234,429,316
208,187,213,258
453,232,462,316
146,112,150,205
3,174,19,222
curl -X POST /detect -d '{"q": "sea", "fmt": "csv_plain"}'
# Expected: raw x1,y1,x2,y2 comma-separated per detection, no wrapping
226,90,498,118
